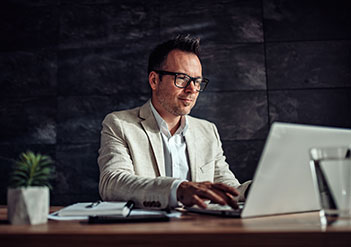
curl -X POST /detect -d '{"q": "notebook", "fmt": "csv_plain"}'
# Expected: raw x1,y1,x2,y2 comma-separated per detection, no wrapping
186,122,351,218
56,201,133,217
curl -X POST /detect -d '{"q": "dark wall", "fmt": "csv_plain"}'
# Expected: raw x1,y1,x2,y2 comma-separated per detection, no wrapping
0,0,350,205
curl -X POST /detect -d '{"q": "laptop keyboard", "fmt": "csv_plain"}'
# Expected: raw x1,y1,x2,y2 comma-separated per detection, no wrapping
206,202,244,211
185,202,244,217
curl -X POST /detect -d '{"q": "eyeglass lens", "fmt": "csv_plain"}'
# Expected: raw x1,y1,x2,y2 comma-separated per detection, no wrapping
175,74,206,91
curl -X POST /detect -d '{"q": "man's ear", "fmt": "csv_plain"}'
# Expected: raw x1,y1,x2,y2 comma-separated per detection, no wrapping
148,71,158,90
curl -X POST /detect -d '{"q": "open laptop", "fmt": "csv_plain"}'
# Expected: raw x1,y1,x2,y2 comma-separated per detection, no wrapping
186,122,351,218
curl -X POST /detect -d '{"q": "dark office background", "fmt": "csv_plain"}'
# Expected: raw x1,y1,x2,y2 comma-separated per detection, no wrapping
0,0,350,205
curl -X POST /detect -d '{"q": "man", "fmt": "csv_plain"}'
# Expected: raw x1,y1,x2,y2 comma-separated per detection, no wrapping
98,34,250,209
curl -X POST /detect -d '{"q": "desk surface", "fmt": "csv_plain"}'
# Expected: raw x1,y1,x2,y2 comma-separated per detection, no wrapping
1,206,351,247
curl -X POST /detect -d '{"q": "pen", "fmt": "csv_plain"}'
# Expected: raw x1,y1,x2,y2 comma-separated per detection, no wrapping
85,200,101,208
123,200,135,217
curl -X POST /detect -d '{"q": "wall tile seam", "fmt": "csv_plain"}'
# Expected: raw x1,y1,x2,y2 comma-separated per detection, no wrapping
57,42,265,52
0,95,58,99
56,142,101,145
0,45,59,53
259,0,271,131
202,42,265,46
54,93,151,97
0,142,100,145
0,47,59,53
219,137,268,142
56,42,157,52
267,87,351,92
222,139,266,143
265,39,351,44
203,89,268,93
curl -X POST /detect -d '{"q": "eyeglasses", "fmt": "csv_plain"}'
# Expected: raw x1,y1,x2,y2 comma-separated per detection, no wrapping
154,70,209,92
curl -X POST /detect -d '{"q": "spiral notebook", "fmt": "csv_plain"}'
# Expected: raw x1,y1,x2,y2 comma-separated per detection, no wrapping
56,201,133,217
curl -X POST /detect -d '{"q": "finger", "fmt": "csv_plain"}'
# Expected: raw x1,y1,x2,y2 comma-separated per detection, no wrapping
212,183,239,196
224,192,239,209
212,183,239,195
196,188,226,205
192,194,208,209
208,187,239,209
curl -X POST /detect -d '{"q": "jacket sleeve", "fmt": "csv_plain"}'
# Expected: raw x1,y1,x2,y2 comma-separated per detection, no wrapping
211,123,252,201
97,113,177,209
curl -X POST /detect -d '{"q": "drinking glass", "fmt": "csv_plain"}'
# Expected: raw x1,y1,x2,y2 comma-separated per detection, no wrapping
309,146,351,219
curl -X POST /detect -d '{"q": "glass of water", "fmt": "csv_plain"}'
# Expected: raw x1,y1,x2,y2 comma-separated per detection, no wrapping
309,146,351,219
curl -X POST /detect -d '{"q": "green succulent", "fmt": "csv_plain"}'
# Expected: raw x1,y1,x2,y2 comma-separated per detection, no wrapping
9,151,55,189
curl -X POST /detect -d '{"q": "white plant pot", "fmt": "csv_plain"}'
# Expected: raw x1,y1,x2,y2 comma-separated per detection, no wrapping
7,187,49,225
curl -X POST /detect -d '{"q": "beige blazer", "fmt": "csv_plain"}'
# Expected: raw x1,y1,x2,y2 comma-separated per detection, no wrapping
98,100,250,209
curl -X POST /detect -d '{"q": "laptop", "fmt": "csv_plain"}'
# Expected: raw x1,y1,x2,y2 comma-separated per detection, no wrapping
186,122,351,218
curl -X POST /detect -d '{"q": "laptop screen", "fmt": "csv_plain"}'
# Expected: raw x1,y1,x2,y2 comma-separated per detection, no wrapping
241,122,351,218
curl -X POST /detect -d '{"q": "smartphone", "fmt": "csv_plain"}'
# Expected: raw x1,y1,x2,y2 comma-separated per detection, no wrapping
88,214,170,224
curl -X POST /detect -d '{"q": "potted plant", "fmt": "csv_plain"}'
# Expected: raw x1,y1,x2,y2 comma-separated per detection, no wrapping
7,151,54,225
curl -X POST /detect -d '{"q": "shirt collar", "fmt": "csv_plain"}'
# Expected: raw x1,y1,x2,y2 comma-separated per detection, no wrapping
149,101,188,137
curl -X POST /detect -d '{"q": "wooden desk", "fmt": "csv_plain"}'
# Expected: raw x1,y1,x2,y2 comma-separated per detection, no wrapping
1,206,351,247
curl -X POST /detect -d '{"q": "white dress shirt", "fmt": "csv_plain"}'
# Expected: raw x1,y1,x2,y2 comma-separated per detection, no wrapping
150,102,190,207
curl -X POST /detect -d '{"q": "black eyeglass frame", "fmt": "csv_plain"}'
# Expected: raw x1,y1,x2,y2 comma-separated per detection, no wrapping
154,70,209,92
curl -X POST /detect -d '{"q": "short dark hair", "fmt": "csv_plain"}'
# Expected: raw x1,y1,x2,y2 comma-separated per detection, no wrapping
147,34,200,74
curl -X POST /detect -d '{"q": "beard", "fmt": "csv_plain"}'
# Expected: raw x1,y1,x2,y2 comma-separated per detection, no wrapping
156,91,196,116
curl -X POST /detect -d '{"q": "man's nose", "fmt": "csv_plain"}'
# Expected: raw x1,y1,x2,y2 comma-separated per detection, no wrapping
184,80,198,93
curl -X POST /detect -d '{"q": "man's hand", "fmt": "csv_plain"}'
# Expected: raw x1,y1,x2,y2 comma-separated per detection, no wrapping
177,181,239,209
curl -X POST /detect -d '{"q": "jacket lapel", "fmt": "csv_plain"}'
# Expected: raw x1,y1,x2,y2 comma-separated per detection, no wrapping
139,101,165,177
184,119,197,181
